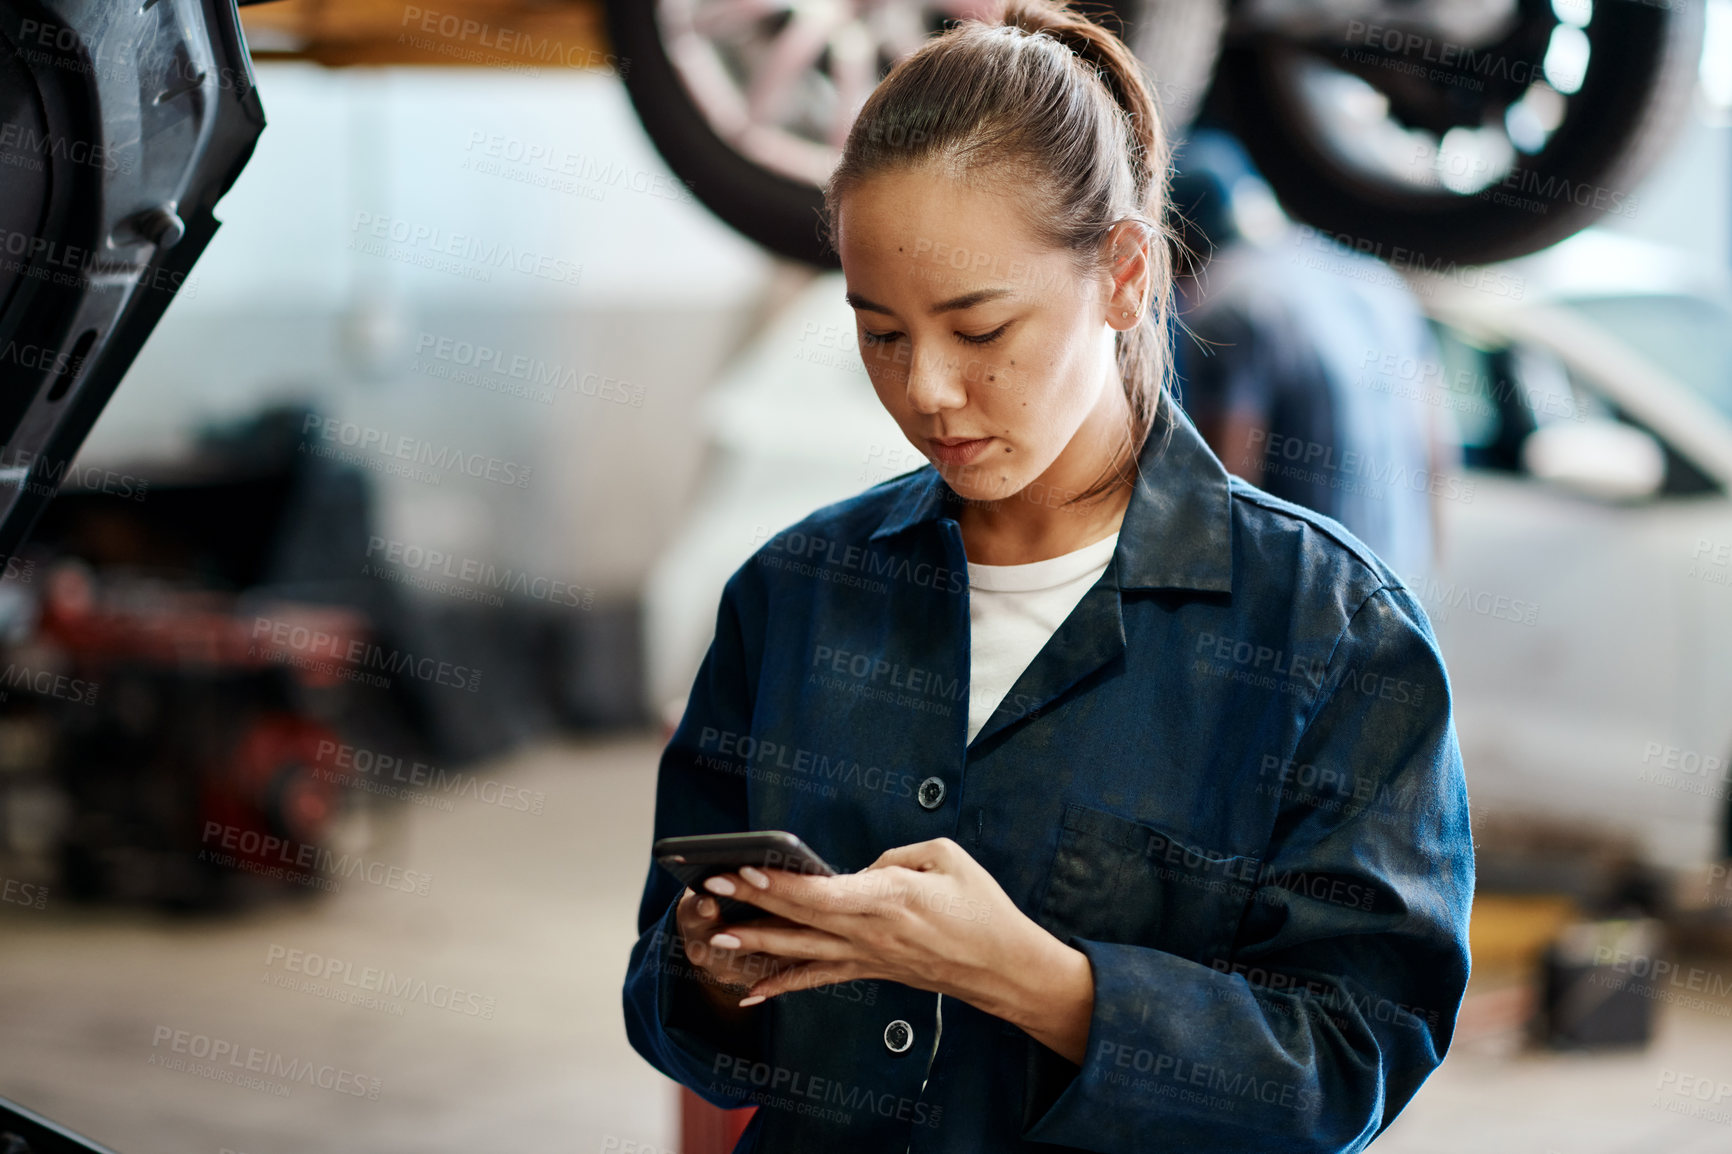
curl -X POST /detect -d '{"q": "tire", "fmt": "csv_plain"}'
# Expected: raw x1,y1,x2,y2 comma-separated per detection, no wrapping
1211,0,1705,266
605,0,1222,267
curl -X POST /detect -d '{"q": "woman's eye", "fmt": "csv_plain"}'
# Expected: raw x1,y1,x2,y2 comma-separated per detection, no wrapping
861,330,902,346
959,323,1010,346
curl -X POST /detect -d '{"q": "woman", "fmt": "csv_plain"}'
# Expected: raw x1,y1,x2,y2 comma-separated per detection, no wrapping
622,2,1473,1150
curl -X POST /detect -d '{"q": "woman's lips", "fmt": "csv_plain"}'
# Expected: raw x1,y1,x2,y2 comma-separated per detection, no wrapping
929,437,994,467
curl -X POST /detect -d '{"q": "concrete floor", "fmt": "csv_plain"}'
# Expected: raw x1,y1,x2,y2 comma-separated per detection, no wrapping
0,734,680,1154
1,732,1730,1153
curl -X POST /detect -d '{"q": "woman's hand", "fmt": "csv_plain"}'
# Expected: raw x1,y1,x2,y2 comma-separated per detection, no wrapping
673,887,808,1000
697,837,1095,1064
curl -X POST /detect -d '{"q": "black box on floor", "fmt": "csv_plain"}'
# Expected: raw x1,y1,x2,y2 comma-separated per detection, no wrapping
1533,918,1661,1049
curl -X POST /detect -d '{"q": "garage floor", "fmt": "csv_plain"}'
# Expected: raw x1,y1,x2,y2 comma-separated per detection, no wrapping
1,733,1730,1153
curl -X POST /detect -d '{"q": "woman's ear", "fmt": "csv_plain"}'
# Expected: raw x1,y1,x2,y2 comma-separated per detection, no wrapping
1103,219,1155,333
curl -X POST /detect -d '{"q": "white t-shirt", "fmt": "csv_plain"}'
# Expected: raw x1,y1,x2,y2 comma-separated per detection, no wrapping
965,530,1120,744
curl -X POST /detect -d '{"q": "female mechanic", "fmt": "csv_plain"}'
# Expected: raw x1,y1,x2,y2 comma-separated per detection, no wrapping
623,3,1474,1150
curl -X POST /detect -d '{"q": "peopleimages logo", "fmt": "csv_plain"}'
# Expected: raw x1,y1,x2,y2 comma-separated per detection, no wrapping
400,6,628,75
0,223,191,297
1249,429,1477,504
348,211,584,286
1341,20,1543,87
199,821,434,897
263,944,497,1019
249,615,482,693
1093,1040,1320,1114
412,332,646,407
149,1025,382,1100
1690,538,1732,590
0,336,90,380
0,445,149,503
709,1053,944,1128
0,662,98,705
749,525,966,595
15,18,253,97
1,875,47,910
1401,573,1538,627
313,738,547,815
300,415,532,490
461,131,691,205
0,120,134,175
1291,223,1525,300
364,536,594,609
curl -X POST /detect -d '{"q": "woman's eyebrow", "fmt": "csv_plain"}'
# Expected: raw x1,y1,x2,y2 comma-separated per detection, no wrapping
844,291,894,315
845,287,1013,316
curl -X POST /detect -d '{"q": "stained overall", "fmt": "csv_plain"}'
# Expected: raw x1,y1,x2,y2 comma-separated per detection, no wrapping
623,407,1475,1153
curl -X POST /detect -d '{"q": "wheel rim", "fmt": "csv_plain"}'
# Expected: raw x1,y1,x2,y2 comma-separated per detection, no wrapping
657,0,1000,186
1247,0,1600,203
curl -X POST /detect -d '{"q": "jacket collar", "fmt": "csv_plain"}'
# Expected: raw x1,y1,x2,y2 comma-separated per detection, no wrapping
866,402,1234,593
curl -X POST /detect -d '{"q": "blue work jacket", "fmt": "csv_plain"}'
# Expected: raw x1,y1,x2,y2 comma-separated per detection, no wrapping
623,406,1474,1153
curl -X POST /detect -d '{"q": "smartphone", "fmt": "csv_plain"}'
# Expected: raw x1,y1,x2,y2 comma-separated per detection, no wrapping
654,830,837,923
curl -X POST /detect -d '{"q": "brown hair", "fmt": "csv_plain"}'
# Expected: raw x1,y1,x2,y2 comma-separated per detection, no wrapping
824,0,1177,506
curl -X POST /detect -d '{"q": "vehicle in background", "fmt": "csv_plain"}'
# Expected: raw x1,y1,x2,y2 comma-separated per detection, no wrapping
1411,230,1732,910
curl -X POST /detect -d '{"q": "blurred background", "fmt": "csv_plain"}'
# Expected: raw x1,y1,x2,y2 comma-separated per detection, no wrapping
0,0,1730,1150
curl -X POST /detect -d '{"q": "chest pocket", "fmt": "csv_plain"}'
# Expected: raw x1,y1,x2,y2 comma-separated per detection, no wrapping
1035,802,1262,970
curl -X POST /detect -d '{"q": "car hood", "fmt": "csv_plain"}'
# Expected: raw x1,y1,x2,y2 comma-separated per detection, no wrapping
0,0,267,559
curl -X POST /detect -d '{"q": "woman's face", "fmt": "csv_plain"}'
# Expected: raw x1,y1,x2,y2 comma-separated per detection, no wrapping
834,163,1145,504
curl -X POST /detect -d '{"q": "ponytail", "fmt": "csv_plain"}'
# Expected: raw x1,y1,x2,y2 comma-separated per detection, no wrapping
1000,0,1162,214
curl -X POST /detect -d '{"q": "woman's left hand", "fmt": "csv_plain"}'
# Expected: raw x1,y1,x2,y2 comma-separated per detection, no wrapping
700,837,1095,1063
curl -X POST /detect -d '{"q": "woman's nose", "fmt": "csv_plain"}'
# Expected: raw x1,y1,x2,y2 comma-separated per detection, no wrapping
904,342,968,415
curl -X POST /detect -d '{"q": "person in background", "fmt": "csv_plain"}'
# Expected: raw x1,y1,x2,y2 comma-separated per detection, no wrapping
1171,129,1455,580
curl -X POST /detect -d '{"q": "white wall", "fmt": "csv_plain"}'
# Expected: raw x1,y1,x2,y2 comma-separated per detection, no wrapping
85,63,777,595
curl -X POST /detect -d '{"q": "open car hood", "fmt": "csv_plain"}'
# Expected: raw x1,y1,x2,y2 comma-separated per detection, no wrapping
0,0,267,561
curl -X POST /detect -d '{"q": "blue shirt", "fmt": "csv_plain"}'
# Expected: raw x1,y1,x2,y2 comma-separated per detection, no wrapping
1177,231,1441,579
623,406,1474,1153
